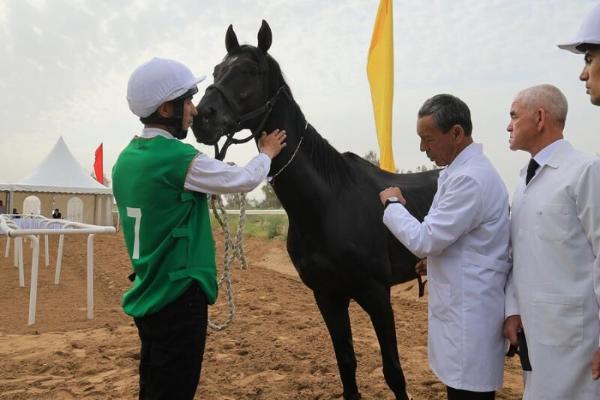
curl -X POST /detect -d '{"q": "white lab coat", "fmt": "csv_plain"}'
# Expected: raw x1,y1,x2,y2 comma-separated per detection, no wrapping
384,143,511,391
506,140,600,400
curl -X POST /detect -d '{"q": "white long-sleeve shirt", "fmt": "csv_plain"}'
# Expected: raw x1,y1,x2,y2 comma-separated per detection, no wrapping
141,128,271,195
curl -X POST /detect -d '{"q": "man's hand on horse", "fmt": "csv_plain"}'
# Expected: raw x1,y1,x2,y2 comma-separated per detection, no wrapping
415,258,427,276
258,129,287,159
379,187,407,205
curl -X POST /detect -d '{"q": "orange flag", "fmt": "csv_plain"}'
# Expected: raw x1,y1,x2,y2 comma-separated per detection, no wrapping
94,143,104,185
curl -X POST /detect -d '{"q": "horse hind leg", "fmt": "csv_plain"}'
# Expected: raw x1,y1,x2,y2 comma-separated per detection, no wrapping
354,281,409,400
313,291,362,400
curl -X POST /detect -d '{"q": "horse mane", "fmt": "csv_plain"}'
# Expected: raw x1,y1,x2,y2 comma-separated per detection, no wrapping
236,45,295,101
302,125,357,188
260,47,357,188
227,45,357,189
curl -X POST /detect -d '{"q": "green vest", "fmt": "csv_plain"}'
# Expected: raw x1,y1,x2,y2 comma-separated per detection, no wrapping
112,136,217,317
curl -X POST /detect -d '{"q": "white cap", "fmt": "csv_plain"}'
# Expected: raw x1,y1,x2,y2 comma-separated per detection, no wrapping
127,57,206,118
558,4,600,54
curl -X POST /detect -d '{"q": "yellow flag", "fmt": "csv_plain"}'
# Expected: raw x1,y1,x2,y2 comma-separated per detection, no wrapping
367,0,395,172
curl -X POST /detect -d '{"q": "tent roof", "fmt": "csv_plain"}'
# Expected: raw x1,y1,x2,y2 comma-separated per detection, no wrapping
0,137,111,195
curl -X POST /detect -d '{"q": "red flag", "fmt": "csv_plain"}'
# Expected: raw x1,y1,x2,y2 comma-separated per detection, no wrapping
94,143,104,185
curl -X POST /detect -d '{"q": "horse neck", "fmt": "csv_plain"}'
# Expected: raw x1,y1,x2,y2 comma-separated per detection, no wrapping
260,94,354,211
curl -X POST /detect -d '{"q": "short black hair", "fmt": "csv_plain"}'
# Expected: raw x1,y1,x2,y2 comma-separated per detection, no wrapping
418,94,473,136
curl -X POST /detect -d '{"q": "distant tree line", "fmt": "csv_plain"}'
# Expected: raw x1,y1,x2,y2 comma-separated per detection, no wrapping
362,150,438,173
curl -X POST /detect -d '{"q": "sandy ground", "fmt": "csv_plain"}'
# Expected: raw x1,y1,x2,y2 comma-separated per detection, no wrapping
0,233,523,399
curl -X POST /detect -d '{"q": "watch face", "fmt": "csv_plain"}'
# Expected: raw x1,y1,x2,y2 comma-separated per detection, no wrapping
388,196,399,202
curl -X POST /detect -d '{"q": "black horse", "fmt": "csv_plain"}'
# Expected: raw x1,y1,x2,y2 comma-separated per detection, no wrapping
193,21,438,400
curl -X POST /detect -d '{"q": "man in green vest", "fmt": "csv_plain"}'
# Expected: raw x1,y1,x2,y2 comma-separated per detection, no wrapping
113,57,286,400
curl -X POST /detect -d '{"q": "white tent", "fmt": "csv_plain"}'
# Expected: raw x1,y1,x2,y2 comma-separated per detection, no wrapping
0,137,113,226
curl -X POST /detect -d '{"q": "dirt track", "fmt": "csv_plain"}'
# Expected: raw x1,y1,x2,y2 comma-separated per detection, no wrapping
0,233,523,399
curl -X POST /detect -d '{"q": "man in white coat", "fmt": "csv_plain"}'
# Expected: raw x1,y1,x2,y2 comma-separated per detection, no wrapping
380,94,510,400
503,84,600,399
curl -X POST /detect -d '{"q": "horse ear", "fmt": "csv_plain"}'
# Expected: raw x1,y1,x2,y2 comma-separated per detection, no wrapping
257,20,272,53
225,24,240,54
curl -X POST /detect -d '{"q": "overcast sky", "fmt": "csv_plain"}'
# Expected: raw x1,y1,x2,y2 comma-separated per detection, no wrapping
1,0,599,199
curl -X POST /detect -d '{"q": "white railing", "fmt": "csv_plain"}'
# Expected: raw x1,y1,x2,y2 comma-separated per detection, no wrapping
210,208,287,215
1,214,116,325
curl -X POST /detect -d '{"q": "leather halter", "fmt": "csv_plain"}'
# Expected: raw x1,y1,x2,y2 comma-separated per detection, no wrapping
205,83,290,160
205,81,289,155
205,47,289,160
206,49,307,182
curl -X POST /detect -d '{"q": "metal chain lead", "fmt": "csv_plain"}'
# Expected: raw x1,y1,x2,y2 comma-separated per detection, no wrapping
208,193,247,331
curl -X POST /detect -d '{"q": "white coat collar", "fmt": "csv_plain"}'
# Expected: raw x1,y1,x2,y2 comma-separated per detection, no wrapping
533,138,565,168
439,143,482,183
543,139,572,168
518,139,571,177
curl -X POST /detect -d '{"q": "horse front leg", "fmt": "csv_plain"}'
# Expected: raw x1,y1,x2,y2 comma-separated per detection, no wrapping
313,291,361,400
354,280,409,400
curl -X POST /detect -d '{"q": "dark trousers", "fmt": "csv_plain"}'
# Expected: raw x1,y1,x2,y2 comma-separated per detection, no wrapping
134,283,208,400
447,386,495,400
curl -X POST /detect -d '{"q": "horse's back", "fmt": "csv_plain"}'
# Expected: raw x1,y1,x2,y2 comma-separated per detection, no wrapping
343,152,439,220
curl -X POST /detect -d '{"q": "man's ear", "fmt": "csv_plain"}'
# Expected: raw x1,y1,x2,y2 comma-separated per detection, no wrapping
452,124,465,141
157,102,173,118
535,108,546,131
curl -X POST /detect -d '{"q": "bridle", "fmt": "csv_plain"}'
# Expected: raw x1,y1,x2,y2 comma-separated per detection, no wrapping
207,81,306,181
204,82,288,160
204,47,292,161
204,49,306,181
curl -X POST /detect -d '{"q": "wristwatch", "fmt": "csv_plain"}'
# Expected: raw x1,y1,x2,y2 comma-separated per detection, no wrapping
384,196,401,209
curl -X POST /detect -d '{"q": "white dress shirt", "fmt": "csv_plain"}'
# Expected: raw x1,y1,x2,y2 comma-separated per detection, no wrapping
383,143,511,391
141,128,271,195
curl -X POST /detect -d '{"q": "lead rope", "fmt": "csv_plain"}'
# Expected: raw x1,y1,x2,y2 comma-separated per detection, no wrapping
208,192,248,331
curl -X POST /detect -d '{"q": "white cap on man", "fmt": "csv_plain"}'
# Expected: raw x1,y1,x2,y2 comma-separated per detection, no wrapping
558,4,600,54
127,57,205,118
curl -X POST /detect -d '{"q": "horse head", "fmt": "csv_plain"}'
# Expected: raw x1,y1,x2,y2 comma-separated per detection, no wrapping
192,20,286,146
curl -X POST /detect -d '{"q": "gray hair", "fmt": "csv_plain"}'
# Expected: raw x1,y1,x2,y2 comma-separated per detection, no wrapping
418,94,473,136
516,84,568,129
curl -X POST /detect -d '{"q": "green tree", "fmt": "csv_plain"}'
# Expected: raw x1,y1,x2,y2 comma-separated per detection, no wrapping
399,163,438,174
257,182,282,209
223,193,246,209
363,150,379,166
